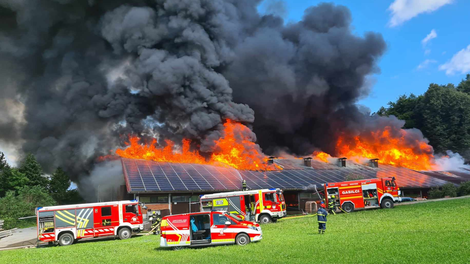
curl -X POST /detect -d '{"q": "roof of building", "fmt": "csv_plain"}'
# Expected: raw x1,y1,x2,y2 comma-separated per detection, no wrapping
121,158,469,194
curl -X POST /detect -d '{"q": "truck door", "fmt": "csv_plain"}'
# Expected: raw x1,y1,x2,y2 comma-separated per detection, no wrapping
94,206,118,236
122,204,140,225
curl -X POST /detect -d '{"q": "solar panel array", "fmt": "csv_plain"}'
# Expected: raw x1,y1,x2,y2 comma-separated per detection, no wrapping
122,158,242,192
122,158,453,193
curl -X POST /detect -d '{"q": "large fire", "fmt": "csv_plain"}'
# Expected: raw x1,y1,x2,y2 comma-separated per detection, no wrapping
313,151,331,163
334,126,435,171
115,120,279,171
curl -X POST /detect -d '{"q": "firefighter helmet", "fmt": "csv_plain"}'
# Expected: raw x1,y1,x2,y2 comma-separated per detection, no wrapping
331,195,335,198
320,203,326,208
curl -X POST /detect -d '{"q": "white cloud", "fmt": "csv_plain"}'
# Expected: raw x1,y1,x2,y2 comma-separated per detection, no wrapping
439,45,470,75
388,0,452,27
417,59,437,70
422,29,437,46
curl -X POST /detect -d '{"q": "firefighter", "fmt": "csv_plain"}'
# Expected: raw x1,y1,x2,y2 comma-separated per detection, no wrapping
328,195,336,215
317,203,328,234
242,179,248,191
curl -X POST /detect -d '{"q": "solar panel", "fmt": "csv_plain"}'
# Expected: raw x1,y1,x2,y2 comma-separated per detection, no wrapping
121,158,455,193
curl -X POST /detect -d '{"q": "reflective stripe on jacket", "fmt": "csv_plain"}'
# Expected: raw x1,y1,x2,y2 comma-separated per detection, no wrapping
317,208,328,223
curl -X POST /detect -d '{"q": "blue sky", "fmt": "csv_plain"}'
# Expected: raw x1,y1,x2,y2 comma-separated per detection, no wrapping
261,0,470,112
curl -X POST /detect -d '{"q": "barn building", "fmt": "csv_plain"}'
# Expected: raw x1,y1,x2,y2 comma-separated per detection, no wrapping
116,157,469,216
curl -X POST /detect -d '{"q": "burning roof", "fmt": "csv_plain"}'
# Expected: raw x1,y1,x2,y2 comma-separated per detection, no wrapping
121,156,458,194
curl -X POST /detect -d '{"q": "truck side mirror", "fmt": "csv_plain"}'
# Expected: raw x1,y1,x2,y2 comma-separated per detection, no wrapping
225,221,231,225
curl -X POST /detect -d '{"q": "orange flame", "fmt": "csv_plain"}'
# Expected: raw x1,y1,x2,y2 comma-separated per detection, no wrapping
115,120,279,171
335,126,434,171
313,151,331,163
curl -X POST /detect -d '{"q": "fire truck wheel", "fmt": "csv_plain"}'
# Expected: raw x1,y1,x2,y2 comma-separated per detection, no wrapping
342,202,354,213
58,233,74,246
235,233,250,246
118,227,132,240
381,198,394,209
259,215,272,224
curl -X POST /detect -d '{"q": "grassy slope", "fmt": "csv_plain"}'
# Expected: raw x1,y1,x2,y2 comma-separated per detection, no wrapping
1,198,469,264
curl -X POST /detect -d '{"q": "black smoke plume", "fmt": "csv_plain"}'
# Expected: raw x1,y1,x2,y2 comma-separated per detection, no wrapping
0,0,392,194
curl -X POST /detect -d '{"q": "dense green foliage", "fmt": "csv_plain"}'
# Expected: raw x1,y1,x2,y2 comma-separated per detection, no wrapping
377,76,470,161
19,153,48,187
457,181,470,196
0,186,56,229
428,181,470,199
0,152,83,228
0,198,469,263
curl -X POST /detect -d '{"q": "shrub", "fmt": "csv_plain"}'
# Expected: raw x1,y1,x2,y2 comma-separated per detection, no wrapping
0,186,55,229
457,181,470,196
441,183,457,197
428,187,444,199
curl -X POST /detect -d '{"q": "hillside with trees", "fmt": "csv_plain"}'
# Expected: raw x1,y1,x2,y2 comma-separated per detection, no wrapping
0,152,84,229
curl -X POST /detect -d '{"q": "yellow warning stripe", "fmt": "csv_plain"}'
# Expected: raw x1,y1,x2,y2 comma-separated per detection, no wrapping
338,185,361,189
168,241,190,245
57,211,75,222
259,190,264,212
63,210,76,218
212,239,235,243
341,195,363,199
55,214,75,225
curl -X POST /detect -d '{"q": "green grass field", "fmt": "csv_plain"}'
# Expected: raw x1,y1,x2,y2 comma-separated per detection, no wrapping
1,198,469,264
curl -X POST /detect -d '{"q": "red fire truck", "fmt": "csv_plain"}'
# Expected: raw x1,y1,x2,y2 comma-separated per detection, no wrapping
200,189,286,224
324,177,401,213
160,211,262,248
36,200,144,246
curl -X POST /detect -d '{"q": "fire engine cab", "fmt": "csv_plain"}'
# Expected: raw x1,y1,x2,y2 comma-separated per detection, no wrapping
200,189,286,224
36,200,144,246
160,211,262,248
324,177,401,213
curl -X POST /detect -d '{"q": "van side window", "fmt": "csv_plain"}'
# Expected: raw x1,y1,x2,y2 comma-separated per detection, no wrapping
101,207,111,216
264,193,275,202
213,214,235,225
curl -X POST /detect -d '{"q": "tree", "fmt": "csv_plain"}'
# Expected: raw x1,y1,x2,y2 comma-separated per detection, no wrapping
441,183,457,197
49,167,70,203
0,151,7,171
456,74,470,95
0,186,55,229
19,153,49,187
62,189,85,204
457,181,470,196
377,94,422,129
0,167,29,197
419,84,470,157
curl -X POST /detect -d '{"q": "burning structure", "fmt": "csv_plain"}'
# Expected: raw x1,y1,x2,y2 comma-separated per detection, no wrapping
116,156,469,216
0,1,468,202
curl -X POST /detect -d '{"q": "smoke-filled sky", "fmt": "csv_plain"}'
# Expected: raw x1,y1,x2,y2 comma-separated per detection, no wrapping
0,0,444,185
270,0,470,112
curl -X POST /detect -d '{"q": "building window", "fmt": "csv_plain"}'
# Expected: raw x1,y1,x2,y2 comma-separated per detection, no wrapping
140,195,169,204
172,196,190,203
101,207,111,216
190,195,200,202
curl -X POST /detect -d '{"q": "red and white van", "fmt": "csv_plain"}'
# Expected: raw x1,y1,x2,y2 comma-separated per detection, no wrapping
160,211,262,248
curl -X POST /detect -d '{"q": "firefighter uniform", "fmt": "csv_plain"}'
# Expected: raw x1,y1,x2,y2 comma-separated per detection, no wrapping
328,195,336,215
317,205,328,234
